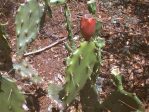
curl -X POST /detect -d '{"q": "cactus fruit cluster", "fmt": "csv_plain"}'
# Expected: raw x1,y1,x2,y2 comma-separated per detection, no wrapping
0,76,25,112
15,0,44,56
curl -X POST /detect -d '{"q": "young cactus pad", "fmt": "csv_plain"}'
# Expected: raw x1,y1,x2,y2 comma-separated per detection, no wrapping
15,0,44,55
0,76,25,112
60,41,98,106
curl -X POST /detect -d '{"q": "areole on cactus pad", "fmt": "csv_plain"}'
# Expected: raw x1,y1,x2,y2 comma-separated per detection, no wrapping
80,14,96,41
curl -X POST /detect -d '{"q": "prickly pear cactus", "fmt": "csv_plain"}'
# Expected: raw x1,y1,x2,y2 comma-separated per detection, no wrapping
100,67,144,112
60,41,98,106
13,60,41,83
15,0,44,56
0,76,25,112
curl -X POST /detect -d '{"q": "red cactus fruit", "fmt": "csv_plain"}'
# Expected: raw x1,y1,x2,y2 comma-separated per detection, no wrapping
80,14,96,41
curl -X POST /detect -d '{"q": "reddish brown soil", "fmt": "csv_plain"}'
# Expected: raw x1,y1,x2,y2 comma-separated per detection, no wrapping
0,0,149,112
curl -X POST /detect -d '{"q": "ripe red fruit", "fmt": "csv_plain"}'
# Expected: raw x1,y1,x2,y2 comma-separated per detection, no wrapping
80,14,96,41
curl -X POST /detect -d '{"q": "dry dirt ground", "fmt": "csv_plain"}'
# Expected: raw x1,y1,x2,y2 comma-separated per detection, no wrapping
0,0,149,112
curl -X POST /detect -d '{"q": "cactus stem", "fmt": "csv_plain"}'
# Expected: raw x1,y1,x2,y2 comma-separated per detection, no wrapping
64,3,76,50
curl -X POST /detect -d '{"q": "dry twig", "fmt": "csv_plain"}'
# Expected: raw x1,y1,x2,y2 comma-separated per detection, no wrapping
24,37,67,56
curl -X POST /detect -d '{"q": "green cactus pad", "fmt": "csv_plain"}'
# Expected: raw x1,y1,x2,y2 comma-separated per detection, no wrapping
15,0,44,55
61,41,98,106
13,60,41,83
0,76,25,112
